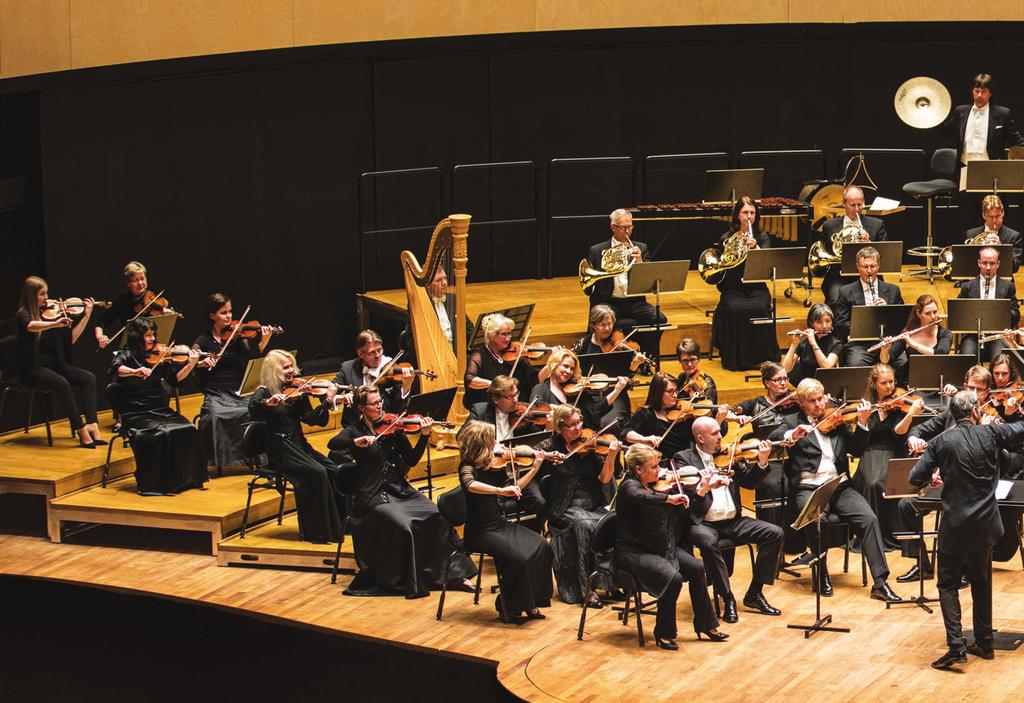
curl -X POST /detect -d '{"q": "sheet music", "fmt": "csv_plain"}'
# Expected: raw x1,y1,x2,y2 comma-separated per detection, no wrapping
997,479,1013,501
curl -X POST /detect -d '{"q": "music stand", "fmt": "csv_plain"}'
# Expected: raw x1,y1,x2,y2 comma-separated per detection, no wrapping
628,260,689,370
963,160,1024,193
884,457,940,613
742,247,805,328
907,354,975,393
237,348,299,397
840,241,903,278
704,168,764,203
467,304,534,349
947,298,1012,364
949,244,1013,280
120,312,178,348
848,305,913,342
576,350,634,379
405,386,458,500
815,366,872,402
788,476,850,638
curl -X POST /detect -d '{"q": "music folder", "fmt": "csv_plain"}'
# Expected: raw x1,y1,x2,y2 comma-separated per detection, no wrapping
704,168,764,203
576,350,634,378
839,241,903,277
883,458,924,499
949,244,1013,280
946,298,1011,334
848,304,913,341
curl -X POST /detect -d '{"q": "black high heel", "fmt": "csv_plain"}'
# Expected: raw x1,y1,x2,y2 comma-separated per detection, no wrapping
78,439,97,449
91,438,109,446
654,636,678,651
696,629,729,642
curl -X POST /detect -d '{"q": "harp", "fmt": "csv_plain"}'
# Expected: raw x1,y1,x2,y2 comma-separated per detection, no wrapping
401,213,471,443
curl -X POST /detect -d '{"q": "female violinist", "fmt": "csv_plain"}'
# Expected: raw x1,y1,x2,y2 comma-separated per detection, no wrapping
989,353,1024,477
782,303,842,386
15,277,104,448
571,304,650,372
537,404,619,607
96,261,176,349
328,386,476,598
853,364,926,551
110,318,206,495
879,295,951,385
459,421,552,621
615,444,727,647
622,373,729,459
675,339,722,405
711,196,777,371
463,313,536,410
531,347,630,429
191,293,275,471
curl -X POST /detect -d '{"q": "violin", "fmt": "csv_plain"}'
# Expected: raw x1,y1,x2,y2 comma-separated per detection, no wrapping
491,445,565,468
562,373,630,395
598,330,655,369
680,373,708,397
651,464,700,492
872,388,926,414
813,401,861,433
374,362,438,384
144,344,214,366
565,428,618,456
989,386,1024,408
281,377,351,402
500,341,559,363
40,297,112,321
511,401,553,428
219,320,284,341
371,412,454,435
712,438,792,469
665,400,718,422
134,289,181,317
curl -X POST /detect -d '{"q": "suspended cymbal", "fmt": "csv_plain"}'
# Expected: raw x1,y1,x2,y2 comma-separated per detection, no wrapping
894,77,951,129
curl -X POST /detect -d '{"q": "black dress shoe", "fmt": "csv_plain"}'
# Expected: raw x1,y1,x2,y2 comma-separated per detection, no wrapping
91,438,109,446
966,643,994,660
696,629,729,642
605,589,627,602
743,591,781,616
870,582,902,603
721,594,739,623
931,647,967,669
896,564,934,583
525,609,546,620
813,572,833,597
78,439,97,449
959,575,970,589
654,636,679,651
585,594,604,609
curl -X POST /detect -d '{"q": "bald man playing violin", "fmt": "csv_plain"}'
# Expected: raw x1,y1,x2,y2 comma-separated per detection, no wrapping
672,417,783,623
768,378,901,603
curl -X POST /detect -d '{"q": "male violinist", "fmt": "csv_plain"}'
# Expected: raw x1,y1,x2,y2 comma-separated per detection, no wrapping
673,417,783,623
832,246,905,368
817,186,888,307
334,329,413,425
768,378,902,602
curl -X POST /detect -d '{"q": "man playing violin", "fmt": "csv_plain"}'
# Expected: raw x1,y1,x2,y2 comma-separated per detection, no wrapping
96,261,178,349
769,378,902,602
672,417,783,622
334,329,414,425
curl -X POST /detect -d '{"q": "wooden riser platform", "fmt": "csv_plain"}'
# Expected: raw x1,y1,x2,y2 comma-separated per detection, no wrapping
48,473,295,555
218,512,356,571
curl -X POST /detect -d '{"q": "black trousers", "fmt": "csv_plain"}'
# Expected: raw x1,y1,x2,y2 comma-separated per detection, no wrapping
23,365,98,432
843,343,908,373
795,482,890,583
897,497,935,561
656,547,718,639
958,336,1006,365
938,548,993,649
686,516,784,596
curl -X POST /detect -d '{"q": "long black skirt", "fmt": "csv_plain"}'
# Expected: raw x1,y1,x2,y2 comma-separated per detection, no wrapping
551,507,612,604
466,521,553,614
198,389,251,468
122,408,207,495
272,436,343,543
348,493,476,599
852,446,901,551
713,287,777,371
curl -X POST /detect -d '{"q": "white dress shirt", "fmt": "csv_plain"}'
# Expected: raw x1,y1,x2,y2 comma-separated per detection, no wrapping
696,447,737,522
431,295,453,343
964,105,990,164
495,409,512,442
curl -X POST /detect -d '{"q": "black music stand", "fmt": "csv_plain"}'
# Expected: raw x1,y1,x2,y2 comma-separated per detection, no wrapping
238,348,299,396
947,298,1012,364
907,354,975,394
406,387,457,500
627,260,689,370
815,366,872,403
704,168,764,203
848,304,913,344
963,160,1024,194
884,457,939,614
743,247,805,329
119,312,178,348
949,244,1013,280
576,349,634,379
788,476,850,638
840,241,903,279
467,304,535,349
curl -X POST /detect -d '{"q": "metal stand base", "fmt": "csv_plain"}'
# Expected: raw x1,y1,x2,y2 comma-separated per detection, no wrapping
902,196,944,284
788,613,851,639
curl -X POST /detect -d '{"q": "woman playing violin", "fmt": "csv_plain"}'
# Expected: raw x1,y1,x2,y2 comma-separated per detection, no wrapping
623,373,730,459
615,444,728,648
531,347,630,430
96,261,176,349
571,304,651,372
536,404,620,607
329,385,476,598
989,353,1024,476
782,303,841,386
248,349,342,543
110,318,205,495
192,293,275,471
675,338,725,406
853,364,926,551
463,313,536,410
15,276,103,448
458,421,552,621
879,295,951,385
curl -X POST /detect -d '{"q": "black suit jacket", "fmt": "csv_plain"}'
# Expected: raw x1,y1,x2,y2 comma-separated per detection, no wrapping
957,275,1020,329
909,419,1024,554
819,215,888,245
768,411,868,486
332,358,407,425
671,446,768,526
964,225,1023,272
586,239,651,304
832,278,905,341
945,103,1024,164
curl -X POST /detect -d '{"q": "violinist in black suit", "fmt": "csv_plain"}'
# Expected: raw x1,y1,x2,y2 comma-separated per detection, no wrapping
832,246,906,368
333,329,413,425
909,390,1024,669
768,378,901,602
956,245,1020,363
673,417,783,623
964,194,1023,273
818,186,889,306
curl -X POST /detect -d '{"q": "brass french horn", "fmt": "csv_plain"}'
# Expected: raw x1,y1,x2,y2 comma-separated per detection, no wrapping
936,230,1001,281
806,223,865,277
698,230,751,285
579,238,637,292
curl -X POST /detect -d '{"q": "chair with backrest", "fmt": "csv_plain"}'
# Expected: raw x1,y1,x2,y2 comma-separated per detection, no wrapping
0,335,56,446
102,382,134,487
903,148,959,281
239,421,292,538
329,461,359,584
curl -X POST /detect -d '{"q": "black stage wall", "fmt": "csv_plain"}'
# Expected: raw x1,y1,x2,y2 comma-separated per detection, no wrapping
0,575,517,702
0,22,1022,422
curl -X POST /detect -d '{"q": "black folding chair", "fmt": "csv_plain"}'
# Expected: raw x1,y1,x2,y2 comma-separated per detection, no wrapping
239,421,292,538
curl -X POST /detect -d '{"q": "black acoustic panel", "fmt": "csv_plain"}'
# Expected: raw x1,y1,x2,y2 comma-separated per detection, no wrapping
643,153,731,204
360,168,443,234
548,158,634,216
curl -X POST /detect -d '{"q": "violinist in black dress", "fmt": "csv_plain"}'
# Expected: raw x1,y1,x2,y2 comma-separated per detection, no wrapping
463,313,536,410
110,318,206,495
248,349,342,543
569,304,643,425
614,444,726,648
95,261,178,350
459,420,553,621
623,373,728,460
15,276,103,447
328,385,475,598
531,346,630,430
192,293,274,470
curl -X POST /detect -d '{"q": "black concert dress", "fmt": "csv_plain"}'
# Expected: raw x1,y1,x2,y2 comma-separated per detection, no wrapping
787,334,843,386
459,464,553,614
569,335,634,426
852,409,906,552
538,434,613,604
463,346,536,409
621,406,692,459
192,332,264,468
109,350,206,495
529,379,627,431
886,328,953,385
248,387,342,543
329,423,475,598
711,230,777,371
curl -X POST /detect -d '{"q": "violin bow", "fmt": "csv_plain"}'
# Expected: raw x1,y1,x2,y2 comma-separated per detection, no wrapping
506,397,538,438
743,391,795,427
571,365,595,410
216,304,252,361
104,289,167,349
373,350,405,386
609,328,653,367
668,458,685,497
508,326,532,379
369,411,407,445
562,418,619,461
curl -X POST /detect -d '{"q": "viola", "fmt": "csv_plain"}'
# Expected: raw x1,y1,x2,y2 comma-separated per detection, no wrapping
680,373,709,397
371,412,454,435
565,428,618,456
665,400,719,422
598,330,655,370
872,388,927,414
40,297,112,321
989,386,1024,408
280,377,346,402
500,341,559,363
374,362,438,384
219,320,284,341
134,289,180,317
144,344,214,366
511,401,553,428
491,445,565,469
